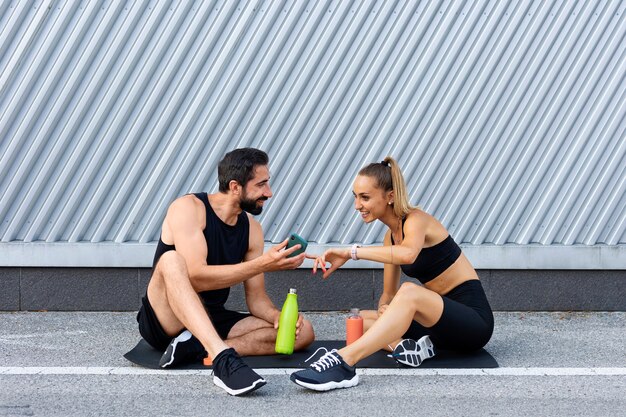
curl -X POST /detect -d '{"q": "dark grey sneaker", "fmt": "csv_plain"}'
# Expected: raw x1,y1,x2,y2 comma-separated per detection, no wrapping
212,348,266,396
159,330,207,368
391,336,435,367
290,348,358,391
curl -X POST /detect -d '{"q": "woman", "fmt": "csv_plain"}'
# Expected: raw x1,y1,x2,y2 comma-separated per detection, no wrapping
290,157,494,391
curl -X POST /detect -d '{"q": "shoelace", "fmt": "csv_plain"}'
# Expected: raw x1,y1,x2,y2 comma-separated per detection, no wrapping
386,341,403,358
386,342,397,358
213,352,247,376
305,348,341,372
225,355,248,375
304,347,330,363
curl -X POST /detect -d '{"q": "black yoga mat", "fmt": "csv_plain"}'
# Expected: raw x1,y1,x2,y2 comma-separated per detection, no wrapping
124,339,498,369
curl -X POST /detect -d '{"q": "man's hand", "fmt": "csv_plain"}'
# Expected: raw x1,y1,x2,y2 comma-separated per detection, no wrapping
274,312,306,339
260,238,306,272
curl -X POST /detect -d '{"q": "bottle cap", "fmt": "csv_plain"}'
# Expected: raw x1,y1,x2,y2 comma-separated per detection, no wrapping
350,307,360,316
289,288,297,294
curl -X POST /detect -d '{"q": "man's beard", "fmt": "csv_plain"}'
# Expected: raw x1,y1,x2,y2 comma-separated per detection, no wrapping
240,194,268,215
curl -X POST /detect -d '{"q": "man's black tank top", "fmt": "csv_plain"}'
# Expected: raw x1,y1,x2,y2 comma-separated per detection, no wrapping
152,192,250,308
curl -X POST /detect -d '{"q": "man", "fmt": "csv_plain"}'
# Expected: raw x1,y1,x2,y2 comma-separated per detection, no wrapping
136,148,315,396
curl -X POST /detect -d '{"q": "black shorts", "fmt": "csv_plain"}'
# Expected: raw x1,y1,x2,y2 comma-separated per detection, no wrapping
136,294,251,351
402,279,494,351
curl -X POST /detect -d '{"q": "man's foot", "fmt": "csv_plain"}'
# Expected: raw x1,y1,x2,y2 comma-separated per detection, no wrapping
212,348,266,396
159,330,207,368
290,348,358,391
391,336,435,367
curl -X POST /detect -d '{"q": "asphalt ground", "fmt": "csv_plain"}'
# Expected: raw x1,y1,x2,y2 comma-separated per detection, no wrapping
0,311,625,417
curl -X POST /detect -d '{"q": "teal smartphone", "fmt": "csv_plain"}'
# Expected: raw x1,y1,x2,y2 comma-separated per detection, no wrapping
286,233,308,257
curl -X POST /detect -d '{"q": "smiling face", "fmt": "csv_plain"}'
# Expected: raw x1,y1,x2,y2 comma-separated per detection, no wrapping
352,174,393,223
239,165,273,215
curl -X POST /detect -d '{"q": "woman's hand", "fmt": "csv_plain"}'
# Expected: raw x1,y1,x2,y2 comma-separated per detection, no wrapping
306,248,350,279
377,304,389,317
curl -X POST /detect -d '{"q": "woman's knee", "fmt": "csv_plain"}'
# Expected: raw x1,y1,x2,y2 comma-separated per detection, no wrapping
395,282,423,301
395,282,440,311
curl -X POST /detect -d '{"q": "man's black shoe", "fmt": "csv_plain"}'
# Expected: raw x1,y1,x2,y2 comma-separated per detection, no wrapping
212,348,266,396
159,330,207,368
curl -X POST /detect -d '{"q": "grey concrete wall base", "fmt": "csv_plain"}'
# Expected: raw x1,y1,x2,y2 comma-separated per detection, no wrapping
19,268,140,311
0,268,623,311
0,268,20,310
225,269,377,312
482,270,626,311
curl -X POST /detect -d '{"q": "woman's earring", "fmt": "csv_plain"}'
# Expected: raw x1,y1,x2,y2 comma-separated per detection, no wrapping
388,201,393,205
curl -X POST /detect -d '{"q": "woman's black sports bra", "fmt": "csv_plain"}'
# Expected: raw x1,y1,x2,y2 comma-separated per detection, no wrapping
390,218,461,284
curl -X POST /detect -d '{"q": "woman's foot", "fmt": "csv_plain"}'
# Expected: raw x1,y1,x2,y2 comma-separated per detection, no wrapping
290,348,358,391
391,336,435,367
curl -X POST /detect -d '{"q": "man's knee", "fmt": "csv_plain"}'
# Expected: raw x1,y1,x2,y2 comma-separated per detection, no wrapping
155,251,188,277
148,251,191,303
150,252,191,293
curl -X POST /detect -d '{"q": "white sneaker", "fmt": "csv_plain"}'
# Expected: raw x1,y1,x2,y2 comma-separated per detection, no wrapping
391,336,435,367
212,348,266,396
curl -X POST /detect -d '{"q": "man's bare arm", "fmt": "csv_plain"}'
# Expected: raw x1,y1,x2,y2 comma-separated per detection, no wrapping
242,218,281,324
167,197,304,292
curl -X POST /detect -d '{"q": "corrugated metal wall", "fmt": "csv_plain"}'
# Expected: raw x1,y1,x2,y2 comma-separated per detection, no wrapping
0,0,624,268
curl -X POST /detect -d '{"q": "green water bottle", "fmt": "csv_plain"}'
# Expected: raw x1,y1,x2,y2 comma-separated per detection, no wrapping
275,288,298,354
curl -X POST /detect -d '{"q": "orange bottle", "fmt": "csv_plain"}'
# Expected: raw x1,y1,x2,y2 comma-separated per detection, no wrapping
346,308,363,345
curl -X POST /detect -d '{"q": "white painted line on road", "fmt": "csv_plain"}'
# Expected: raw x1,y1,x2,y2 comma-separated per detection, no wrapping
357,368,626,376
0,367,625,376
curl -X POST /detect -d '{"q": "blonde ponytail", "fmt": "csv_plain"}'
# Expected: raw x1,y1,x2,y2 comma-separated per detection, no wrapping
358,156,416,218
383,156,415,218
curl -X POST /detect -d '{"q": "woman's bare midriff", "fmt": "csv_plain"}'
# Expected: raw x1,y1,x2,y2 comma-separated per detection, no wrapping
424,253,479,295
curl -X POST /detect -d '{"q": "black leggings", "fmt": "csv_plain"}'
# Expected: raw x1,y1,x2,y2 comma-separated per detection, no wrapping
402,280,494,351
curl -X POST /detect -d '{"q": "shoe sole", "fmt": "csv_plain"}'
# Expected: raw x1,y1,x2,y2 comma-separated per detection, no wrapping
292,375,359,391
213,376,267,396
159,330,193,368
393,336,435,367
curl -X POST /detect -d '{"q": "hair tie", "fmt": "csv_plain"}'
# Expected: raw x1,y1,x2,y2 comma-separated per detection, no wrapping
381,160,389,167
